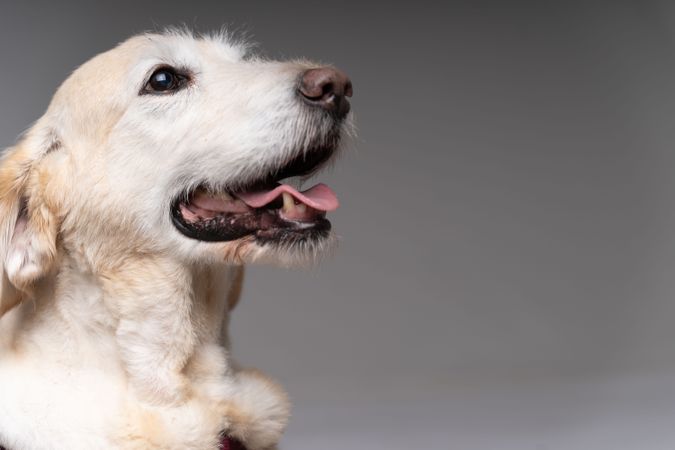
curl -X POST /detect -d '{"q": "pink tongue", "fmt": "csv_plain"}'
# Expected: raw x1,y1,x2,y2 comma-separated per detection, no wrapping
235,183,339,211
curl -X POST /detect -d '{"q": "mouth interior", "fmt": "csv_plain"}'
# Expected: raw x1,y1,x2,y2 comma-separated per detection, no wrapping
171,150,339,243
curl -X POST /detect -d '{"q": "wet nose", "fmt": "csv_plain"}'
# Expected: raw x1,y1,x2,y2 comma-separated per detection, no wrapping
298,67,353,118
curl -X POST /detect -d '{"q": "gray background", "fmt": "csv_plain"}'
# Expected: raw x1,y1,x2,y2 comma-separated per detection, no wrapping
3,1,675,449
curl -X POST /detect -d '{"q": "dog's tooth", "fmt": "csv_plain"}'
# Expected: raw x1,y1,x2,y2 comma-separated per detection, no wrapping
295,203,307,214
282,192,295,212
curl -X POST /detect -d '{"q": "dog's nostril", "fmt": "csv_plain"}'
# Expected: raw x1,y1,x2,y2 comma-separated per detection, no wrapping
322,82,334,97
298,67,353,118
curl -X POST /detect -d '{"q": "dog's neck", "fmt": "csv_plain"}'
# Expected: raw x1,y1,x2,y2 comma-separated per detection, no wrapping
6,246,241,405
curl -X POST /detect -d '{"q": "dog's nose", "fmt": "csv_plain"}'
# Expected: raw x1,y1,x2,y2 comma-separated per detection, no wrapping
298,67,353,118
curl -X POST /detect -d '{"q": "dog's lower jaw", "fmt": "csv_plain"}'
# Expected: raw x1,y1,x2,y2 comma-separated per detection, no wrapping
0,252,290,450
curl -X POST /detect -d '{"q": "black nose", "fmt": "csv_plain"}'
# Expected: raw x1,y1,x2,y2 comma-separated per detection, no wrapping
298,67,353,118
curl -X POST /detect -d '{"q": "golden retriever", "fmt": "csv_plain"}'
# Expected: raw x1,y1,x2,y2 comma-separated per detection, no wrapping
0,29,352,450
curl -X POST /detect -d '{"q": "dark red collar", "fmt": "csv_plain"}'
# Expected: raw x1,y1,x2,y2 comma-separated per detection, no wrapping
221,436,248,450
1,436,245,450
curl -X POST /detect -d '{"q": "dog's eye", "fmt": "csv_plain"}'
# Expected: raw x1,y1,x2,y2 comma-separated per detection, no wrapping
142,67,188,94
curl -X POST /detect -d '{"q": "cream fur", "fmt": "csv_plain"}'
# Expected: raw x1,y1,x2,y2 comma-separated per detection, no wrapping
0,30,346,450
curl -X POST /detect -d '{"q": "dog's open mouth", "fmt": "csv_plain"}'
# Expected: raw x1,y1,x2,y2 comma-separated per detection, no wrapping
170,148,339,243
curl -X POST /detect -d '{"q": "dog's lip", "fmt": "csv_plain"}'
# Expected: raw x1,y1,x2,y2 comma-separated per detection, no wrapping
186,183,338,219
171,182,337,242
171,197,332,243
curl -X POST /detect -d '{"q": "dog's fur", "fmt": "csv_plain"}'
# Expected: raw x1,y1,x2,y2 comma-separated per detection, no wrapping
0,30,349,450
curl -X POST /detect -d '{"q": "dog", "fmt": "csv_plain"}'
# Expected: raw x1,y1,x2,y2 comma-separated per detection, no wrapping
0,29,353,450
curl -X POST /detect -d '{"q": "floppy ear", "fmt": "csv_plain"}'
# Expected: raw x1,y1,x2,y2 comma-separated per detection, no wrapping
0,136,59,316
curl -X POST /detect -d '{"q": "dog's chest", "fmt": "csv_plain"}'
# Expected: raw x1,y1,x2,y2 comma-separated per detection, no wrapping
0,436,248,450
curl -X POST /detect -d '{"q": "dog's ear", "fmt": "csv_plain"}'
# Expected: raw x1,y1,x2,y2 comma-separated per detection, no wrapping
0,133,60,316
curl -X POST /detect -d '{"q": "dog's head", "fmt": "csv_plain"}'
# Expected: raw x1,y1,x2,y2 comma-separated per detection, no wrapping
0,30,352,313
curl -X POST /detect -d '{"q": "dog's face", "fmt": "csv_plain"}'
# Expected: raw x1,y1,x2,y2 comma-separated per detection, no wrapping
0,31,352,312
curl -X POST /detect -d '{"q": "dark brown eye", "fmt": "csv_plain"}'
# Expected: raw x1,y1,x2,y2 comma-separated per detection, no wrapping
142,67,187,94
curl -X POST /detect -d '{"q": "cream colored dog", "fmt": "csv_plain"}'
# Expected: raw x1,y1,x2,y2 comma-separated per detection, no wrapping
0,30,352,450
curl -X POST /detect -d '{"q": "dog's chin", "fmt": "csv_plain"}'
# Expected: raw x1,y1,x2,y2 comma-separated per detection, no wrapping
248,229,338,267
